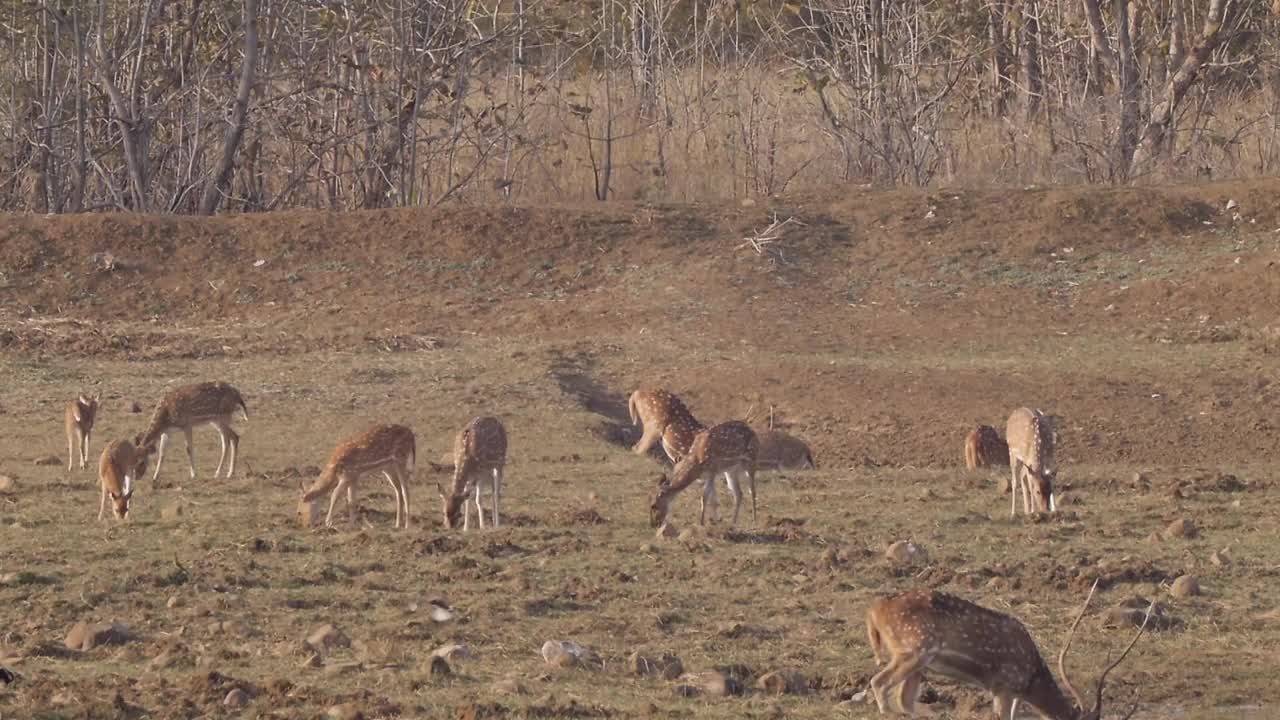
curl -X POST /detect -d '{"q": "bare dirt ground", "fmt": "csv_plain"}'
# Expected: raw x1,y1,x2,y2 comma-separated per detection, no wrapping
2,180,1280,719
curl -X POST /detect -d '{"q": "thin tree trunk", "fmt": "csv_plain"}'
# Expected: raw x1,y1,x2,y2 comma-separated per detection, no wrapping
200,0,260,215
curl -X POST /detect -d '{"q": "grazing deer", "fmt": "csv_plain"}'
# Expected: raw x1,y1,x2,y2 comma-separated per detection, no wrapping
137,381,248,483
628,389,704,463
650,420,759,528
439,416,508,530
299,424,415,529
865,582,1152,719
64,392,100,471
98,439,149,521
1007,407,1057,517
757,429,816,470
964,424,1009,472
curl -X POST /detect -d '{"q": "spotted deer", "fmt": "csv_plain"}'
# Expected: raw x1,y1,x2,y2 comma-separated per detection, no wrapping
97,439,149,521
757,429,816,470
650,420,759,528
865,582,1152,719
964,424,1009,472
627,389,705,463
137,381,248,483
439,416,507,530
65,392,100,471
1007,407,1057,517
299,424,415,529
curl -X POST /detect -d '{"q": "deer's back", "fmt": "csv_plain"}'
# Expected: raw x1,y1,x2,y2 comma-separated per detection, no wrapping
1006,408,1053,469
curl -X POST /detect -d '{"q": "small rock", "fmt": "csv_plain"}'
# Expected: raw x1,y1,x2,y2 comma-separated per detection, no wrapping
491,676,528,695
756,668,806,695
428,656,451,676
64,621,129,651
678,670,741,697
0,475,15,492
1211,549,1231,566
301,653,322,668
1170,575,1201,598
33,455,60,467
304,624,350,655
324,661,364,676
629,650,683,680
166,594,182,609
1163,518,1199,539
656,523,679,539
1226,198,1239,211
223,688,249,709
326,703,365,720
541,640,594,668
431,643,469,663
639,543,658,554
885,540,928,566
427,600,454,623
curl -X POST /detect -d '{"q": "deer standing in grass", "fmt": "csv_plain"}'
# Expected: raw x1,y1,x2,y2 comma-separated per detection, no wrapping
1007,407,1057,517
440,416,507,530
300,424,415,529
137,382,248,483
97,439,149,521
628,388,705,464
757,429,817,470
964,424,1009,472
865,582,1152,719
650,420,759,528
65,393,100,471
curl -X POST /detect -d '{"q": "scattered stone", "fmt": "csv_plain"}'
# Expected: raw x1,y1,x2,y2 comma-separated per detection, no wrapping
129,401,143,413
324,661,364,676
428,656,451,676
0,475,15,492
64,621,129,651
676,671,741,698
326,703,365,720
1170,575,1201,598
148,646,186,670
223,688,249,709
629,651,684,680
541,640,595,668
756,668,806,695
677,526,702,543
885,540,928,566
1132,471,1149,486
491,676,528,696
1211,549,1232,567
301,653,322,668
639,543,658,554
210,620,252,639
431,643,469,663
166,594,182,609
33,456,60,467
656,523,679,540
304,624,350,655
1163,518,1199,540
1103,597,1180,631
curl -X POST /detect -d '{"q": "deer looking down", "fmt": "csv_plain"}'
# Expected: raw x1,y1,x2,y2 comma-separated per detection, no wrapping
440,416,507,530
300,424,415,529
964,424,1009,472
1007,407,1057,517
65,392,100,471
650,420,758,528
628,388,705,464
137,381,248,483
865,581,1152,719
97,438,149,521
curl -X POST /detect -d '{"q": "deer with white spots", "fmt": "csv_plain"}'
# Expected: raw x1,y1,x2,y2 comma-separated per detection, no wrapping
299,424,416,529
1006,407,1057,517
65,392,100,471
137,381,249,483
865,583,1152,719
97,438,149,521
627,388,705,464
439,416,508,530
649,420,758,528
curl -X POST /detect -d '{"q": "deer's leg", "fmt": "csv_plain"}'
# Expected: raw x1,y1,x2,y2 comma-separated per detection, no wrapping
98,488,107,521
872,649,934,714
895,672,931,716
183,427,197,480
492,467,502,528
152,433,169,481
748,465,758,524
474,480,486,529
399,467,411,529
83,430,91,468
698,476,714,526
724,471,744,527
214,426,229,478
67,431,75,471
325,476,350,528
382,471,402,528
992,693,1017,720
1009,462,1021,518
346,481,358,525
225,425,240,478
633,423,662,455
1021,469,1032,515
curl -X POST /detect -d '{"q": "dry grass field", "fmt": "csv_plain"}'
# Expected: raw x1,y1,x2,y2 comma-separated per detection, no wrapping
3,180,1280,719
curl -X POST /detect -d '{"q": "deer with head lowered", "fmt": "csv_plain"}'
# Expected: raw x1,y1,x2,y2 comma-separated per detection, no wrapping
137,381,249,483
865,581,1152,719
65,392,100,471
97,438,149,521
299,424,415,529
1007,407,1057,517
650,420,758,528
439,416,507,531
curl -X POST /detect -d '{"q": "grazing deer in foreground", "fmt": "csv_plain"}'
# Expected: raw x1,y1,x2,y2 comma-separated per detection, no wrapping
439,416,507,530
757,429,816,470
628,389,705,463
137,381,248,483
865,582,1152,719
98,439,149,521
300,424,415,529
650,420,759,528
1007,407,1057,517
964,424,1009,472
65,392,100,471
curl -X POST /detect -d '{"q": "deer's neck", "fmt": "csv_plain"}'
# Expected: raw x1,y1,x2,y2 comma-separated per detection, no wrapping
1024,671,1081,720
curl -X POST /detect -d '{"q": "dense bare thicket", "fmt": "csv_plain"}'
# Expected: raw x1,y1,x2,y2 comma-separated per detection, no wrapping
1,0,1276,213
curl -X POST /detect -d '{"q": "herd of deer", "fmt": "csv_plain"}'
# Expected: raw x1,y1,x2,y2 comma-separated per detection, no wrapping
59,380,1150,719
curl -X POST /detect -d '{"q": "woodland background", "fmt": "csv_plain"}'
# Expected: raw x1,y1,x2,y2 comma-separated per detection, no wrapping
1,0,1276,213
